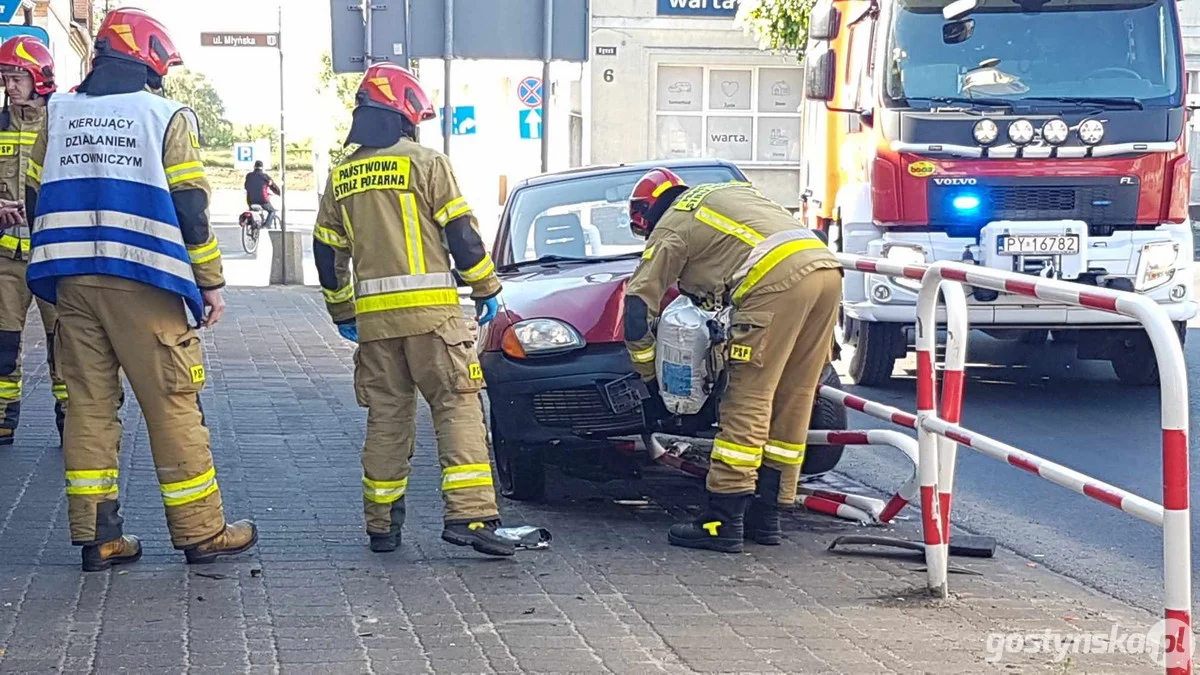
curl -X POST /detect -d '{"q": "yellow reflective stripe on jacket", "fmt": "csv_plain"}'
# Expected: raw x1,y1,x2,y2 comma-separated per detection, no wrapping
52,383,68,401
314,224,349,249
0,234,30,252
323,283,354,304
765,440,807,466
355,288,459,314
731,234,828,304
0,131,37,145
165,160,205,187
363,476,407,504
711,439,763,468
26,158,41,183
355,272,456,297
188,239,221,264
642,245,655,260
442,463,494,491
65,469,118,496
399,193,426,274
0,380,21,401
695,207,764,247
434,197,471,226
459,255,495,283
160,468,219,507
629,345,656,363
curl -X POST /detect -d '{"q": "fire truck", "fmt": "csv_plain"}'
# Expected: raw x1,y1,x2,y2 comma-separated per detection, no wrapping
799,0,1196,385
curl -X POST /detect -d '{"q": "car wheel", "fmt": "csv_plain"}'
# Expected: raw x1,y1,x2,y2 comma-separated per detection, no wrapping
801,364,848,476
848,321,901,386
491,415,546,502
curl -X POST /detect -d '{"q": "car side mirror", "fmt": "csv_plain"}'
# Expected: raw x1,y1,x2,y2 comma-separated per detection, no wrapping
809,3,840,40
943,18,974,44
805,50,836,102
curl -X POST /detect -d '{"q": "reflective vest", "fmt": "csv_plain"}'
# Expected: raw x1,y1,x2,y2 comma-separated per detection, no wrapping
27,91,204,322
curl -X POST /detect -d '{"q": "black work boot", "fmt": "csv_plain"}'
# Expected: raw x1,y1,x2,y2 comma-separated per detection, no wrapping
668,493,751,553
81,535,142,572
368,499,406,553
55,403,65,448
744,467,783,545
184,520,258,564
442,519,516,557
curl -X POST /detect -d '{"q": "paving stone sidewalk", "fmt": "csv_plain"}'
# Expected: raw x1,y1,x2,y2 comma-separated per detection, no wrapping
0,288,1170,674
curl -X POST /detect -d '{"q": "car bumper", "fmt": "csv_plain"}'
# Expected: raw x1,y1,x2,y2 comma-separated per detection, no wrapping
482,343,646,447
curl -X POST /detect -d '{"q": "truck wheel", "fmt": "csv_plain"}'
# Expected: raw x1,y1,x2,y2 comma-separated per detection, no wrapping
849,321,901,386
490,416,546,502
1110,322,1187,387
801,364,848,476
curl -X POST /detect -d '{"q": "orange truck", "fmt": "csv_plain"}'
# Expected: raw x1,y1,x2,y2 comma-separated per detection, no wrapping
800,0,1196,385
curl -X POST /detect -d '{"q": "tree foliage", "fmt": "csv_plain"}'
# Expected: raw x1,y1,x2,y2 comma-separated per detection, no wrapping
316,52,362,163
164,67,234,147
736,0,815,61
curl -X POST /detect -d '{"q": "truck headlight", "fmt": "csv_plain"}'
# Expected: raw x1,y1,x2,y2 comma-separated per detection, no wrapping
1134,241,1180,292
503,319,585,357
882,244,926,292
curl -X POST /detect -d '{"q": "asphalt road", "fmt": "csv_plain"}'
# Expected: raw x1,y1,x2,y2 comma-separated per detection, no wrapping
836,324,1199,615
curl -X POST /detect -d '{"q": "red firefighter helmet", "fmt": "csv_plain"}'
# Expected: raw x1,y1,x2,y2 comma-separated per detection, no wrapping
93,7,182,77
0,37,55,96
355,62,435,127
629,167,687,238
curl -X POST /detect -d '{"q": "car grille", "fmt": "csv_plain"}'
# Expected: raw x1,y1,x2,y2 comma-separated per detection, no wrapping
927,180,1138,233
532,386,642,434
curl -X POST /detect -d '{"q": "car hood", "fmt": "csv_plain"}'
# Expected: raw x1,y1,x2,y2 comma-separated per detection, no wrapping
497,258,639,344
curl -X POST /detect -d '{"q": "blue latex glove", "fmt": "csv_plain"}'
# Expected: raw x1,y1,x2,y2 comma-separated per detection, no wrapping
476,296,499,326
337,321,358,343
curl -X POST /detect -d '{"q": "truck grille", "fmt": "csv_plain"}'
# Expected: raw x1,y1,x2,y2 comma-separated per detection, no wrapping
927,179,1138,231
532,386,642,435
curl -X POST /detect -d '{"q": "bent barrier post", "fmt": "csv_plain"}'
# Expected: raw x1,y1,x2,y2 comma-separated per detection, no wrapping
835,252,1191,674
910,260,1191,674
799,429,918,525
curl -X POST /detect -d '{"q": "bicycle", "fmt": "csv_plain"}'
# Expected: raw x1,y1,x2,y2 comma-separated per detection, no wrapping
238,205,268,255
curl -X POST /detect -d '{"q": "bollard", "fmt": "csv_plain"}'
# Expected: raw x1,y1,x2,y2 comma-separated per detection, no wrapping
269,230,304,285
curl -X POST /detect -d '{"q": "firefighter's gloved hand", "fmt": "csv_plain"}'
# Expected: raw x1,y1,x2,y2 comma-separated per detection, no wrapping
337,321,358,343
476,296,499,326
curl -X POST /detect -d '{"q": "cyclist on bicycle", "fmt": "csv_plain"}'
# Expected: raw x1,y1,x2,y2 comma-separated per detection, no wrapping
243,160,280,229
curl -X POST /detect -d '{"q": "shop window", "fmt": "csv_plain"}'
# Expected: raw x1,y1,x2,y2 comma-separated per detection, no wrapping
655,64,804,164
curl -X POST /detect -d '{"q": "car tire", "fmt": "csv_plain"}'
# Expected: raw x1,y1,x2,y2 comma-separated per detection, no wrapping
491,416,546,502
1109,323,1186,387
801,364,849,476
848,321,901,387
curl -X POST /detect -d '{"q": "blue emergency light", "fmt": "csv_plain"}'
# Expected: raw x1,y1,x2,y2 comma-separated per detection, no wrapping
952,193,981,213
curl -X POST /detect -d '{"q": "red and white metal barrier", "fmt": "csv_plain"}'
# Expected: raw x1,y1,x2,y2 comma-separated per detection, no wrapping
799,429,919,524
909,260,1191,674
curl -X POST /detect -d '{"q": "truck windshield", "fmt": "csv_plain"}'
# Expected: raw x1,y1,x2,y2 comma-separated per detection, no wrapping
884,0,1182,108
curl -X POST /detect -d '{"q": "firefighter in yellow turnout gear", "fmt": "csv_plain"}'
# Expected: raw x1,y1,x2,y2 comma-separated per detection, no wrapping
0,36,66,444
624,168,843,554
24,8,257,571
314,63,514,557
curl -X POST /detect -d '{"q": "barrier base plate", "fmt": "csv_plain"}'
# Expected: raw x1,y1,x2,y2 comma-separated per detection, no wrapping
827,534,997,559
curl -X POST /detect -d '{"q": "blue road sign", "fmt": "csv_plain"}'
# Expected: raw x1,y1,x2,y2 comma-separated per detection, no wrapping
519,109,542,140
439,106,478,135
236,145,254,162
0,3,22,24
518,77,542,108
0,25,49,44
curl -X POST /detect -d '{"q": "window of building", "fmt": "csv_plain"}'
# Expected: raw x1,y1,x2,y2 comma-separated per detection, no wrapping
655,64,804,164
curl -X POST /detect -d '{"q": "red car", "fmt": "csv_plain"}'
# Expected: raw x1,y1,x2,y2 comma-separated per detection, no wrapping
478,159,847,501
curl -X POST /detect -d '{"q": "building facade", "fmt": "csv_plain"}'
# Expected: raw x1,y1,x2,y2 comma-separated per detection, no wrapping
587,0,806,208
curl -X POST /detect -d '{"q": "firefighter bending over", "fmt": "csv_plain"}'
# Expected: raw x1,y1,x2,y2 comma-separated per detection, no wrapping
313,62,514,557
623,169,843,553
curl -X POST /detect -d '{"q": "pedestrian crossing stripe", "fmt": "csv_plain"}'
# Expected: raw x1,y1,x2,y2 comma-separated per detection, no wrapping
469,363,483,380
190,365,206,384
730,344,753,362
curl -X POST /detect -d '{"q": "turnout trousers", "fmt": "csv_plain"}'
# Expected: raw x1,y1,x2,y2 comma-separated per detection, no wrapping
354,314,500,535
0,255,66,441
706,267,843,504
56,276,227,548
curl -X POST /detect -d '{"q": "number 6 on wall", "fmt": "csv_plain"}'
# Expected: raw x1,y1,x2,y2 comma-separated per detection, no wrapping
604,69,614,83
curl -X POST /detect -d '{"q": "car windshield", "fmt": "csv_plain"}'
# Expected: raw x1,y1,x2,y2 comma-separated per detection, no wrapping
884,0,1182,108
503,165,744,264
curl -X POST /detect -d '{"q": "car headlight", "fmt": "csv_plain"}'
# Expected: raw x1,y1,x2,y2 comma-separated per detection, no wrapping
504,319,585,357
1041,118,1069,145
973,119,999,146
1078,119,1105,145
882,244,926,292
1135,241,1180,292
1007,119,1035,145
